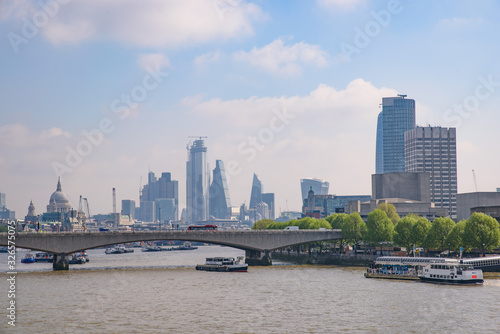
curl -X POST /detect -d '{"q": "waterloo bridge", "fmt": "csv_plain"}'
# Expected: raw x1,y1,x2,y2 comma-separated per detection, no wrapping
0,230,342,270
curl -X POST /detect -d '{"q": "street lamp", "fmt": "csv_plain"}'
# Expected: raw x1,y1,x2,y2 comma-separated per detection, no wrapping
483,243,485,257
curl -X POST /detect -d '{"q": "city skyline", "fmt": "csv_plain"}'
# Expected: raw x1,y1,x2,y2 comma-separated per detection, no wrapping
2,1,500,216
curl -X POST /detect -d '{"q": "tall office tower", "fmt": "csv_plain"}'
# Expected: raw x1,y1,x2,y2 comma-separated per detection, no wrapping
140,171,179,221
249,174,262,209
375,95,416,174
0,192,5,210
262,193,275,220
121,199,136,219
209,160,231,219
405,126,458,219
186,139,209,223
300,178,329,201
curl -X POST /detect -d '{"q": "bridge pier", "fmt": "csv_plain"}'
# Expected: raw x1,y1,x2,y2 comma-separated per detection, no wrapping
245,250,272,266
53,253,69,271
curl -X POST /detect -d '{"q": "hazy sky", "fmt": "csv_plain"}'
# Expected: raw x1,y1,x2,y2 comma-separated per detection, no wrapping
1,0,500,218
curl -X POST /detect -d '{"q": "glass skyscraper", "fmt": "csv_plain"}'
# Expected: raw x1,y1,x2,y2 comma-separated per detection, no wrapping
405,126,458,219
249,173,263,209
300,178,329,201
375,95,416,174
186,139,209,223
209,160,231,219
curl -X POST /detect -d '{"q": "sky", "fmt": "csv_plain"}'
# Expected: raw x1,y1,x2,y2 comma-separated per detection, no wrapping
1,0,500,218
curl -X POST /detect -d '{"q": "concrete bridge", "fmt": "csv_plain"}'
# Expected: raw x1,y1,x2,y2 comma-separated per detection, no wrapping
0,230,342,270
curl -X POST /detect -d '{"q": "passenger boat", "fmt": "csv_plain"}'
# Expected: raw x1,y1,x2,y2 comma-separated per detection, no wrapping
21,253,36,263
74,251,89,262
34,252,54,262
419,263,483,284
141,245,162,252
174,242,198,251
105,246,134,254
196,256,248,272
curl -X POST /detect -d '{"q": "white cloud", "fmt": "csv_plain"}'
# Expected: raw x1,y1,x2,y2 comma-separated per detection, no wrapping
138,53,170,71
4,0,266,47
317,0,366,11
438,17,484,30
234,39,329,76
194,51,224,67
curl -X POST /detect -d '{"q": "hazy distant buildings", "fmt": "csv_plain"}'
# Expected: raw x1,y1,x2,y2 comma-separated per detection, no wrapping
300,178,329,201
405,126,458,218
302,188,370,218
209,160,231,219
262,193,275,220
140,171,178,222
247,173,275,221
25,200,37,224
121,199,136,219
249,174,263,209
186,139,209,223
0,192,15,220
376,95,416,174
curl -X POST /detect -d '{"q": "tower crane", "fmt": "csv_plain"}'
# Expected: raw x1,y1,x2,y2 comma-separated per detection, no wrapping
472,169,478,192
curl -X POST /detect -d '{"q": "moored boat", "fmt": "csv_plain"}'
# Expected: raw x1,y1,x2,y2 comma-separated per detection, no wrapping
105,246,134,254
21,253,36,263
196,256,248,272
34,252,54,262
419,263,483,284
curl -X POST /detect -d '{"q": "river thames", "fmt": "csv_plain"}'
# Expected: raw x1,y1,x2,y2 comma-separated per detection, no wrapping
1,246,499,334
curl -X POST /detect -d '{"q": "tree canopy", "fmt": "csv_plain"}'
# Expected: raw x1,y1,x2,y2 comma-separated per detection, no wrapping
342,212,367,245
394,214,419,254
252,219,274,230
366,209,394,244
445,220,467,253
409,217,431,248
424,217,455,250
463,212,500,254
378,203,400,225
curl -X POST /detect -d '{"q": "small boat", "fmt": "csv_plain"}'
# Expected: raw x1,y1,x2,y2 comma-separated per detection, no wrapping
105,246,134,254
74,251,89,262
419,263,483,284
21,253,36,263
0,246,8,253
68,254,86,264
196,256,248,272
174,242,198,251
34,252,54,262
142,245,162,252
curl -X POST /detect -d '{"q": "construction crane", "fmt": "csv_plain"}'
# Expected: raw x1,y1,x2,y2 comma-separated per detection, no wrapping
112,188,118,227
472,169,478,192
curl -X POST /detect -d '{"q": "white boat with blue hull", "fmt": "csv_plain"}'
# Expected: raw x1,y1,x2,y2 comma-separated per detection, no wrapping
419,263,483,284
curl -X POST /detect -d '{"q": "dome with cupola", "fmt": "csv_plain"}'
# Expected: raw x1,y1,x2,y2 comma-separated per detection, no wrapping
46,177,72,213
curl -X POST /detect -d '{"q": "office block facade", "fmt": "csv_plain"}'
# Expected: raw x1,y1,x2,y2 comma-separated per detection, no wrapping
121,199,136,219
405,126,457,218
376,95,416,174
300,178,329,201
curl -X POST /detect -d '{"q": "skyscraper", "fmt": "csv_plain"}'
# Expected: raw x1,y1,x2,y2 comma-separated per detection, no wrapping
300,178,329,201
405,126,458,218
186,139,209,223
0,192,5,210
209,160,231,219
249,173,262,209
140,171,178,222
376,95,416,174
121,199,136,219
262,193,275,220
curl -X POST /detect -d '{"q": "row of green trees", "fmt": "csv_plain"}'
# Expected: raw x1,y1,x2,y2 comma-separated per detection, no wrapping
252,204,500,255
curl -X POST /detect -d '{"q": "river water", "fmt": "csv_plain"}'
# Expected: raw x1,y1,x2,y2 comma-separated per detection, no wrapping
1,246,499,334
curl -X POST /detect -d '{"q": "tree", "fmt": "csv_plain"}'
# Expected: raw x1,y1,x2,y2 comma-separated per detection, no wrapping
463,212,500,255
342,212,367,246
366,209,394,245
409,217,431,248
445,220,467,253
424,217,455,250
252,219,274,230
394,214,418,255
329,213,350,230
378,203,400,225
